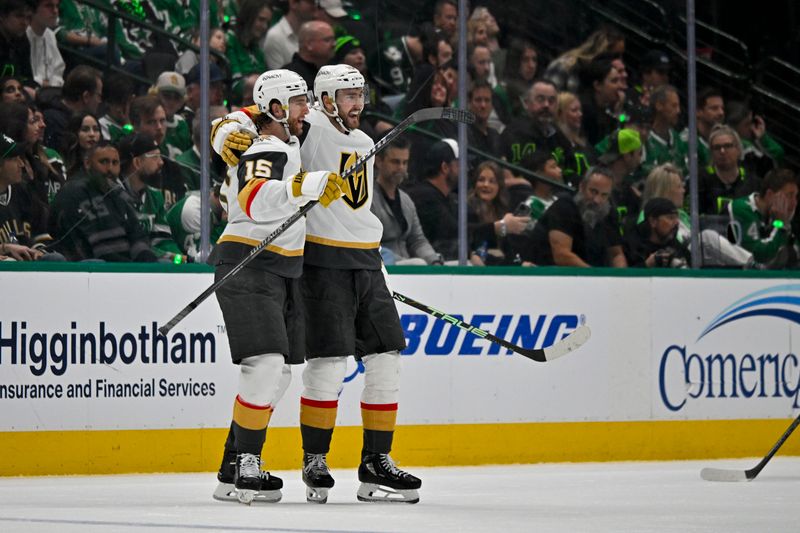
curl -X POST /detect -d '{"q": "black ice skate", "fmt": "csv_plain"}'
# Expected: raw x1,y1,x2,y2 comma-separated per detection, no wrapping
357,453,421,504
302,453,335,503
213,453,282,504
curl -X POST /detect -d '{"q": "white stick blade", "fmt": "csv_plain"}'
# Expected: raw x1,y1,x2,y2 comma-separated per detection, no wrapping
543,325,591,361
700,467,750,482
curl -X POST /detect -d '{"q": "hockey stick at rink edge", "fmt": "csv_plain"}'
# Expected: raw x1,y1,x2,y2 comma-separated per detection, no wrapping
700,412,800,482
158,107,476,335
391,292,591,363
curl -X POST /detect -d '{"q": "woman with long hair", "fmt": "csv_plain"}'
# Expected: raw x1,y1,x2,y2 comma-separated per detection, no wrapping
467,161,529,265
60,112,102,178
544,27,625,93
556,92,596,186
226,0,270,94
494,37,538,125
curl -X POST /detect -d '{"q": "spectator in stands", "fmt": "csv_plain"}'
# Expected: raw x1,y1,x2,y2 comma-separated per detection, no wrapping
371,137,441,266
42,65,102,149
467,160,528,266
697,124,760,215
500,79,574,177
165,182,227,263
469,6,501,57
467,80,503,171
468,43,496,88
524,165,627,267
49,140,158,262
60,111,101,178
98,74,134,143
176,106,227,190
129,94,186,209
641,163,754,268
155,71,192,159
0,101,63,204
263,0,315,70
182,63,225,127
0,0,33,83
334,34,366,74
26,0,63,88
0,133,51,260
422,26,453,70
726,100,784,179
636,50,671,105
118,132,182,262
494,37,538,126
579,55,625,146
680,87,725,169
175,27,227,76
623,197,689,268
407,139,460,261
729,168,798,268
433,0,458,45
516,149,564,227
0,75,24,103
598,127,644,223
644,84,687,177
556,91,594,187
226,0,269,92
368,27,424,96
282,20,336,88
544,26,625,94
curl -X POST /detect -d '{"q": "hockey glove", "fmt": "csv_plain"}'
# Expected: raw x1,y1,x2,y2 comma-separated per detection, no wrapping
318,173,345,207
221,130,255,166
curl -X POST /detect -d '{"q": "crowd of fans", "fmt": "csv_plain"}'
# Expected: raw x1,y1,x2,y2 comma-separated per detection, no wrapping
0,0,796,269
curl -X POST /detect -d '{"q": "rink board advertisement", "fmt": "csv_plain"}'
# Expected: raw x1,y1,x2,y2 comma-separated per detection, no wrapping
1,267,799,474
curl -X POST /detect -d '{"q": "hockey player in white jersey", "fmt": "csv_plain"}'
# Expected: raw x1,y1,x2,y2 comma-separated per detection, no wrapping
209,69,344,505
210,65,421,504
297,64,421,505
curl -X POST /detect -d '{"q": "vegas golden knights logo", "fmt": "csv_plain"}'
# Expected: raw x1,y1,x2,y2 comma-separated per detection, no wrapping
339,151,368,209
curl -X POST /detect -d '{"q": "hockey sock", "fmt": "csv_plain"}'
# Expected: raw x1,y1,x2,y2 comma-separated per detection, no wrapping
300,357,347,454
360,352,401,455
232,394,272,454
361,402,396,454
300,397,338,454
218,422,236,474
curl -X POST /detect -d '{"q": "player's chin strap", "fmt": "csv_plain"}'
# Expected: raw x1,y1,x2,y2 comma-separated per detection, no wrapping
319,99,352,133
266,109,292,138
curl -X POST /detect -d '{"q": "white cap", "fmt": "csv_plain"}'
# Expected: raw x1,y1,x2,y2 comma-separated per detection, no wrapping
318,0,347,18
442,138,459,159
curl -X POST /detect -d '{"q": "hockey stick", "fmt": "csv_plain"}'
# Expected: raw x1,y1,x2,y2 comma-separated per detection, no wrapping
158,107,475,335
700,413,800,482
392,292,591,362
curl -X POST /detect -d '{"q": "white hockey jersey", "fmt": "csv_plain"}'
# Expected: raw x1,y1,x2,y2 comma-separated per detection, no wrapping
213,134,306,278
300,108,383,270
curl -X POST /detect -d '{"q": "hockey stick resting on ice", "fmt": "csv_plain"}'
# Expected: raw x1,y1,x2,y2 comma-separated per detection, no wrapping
700,412,800,482
392,292,591,362
158,107,475,335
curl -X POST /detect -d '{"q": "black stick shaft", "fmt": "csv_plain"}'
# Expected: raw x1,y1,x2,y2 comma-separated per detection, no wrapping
749,412,800,478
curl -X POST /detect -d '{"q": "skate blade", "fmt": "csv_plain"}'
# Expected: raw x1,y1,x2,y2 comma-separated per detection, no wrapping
306,486,329,504
215,483,282,504
356,482,419,504
212,482,238,502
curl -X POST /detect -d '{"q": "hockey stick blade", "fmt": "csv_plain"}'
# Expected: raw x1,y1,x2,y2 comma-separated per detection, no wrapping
700,412,800,482
392,292,591,362
158,107,472,335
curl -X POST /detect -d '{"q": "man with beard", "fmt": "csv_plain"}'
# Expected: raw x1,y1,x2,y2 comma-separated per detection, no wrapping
500,79,574,179
623,197,689,268
48,140,157,262
407,138,460,262
371,137,442,265
680,87,725,170
129,95,187,209
117,133,183,262
525,166,627,267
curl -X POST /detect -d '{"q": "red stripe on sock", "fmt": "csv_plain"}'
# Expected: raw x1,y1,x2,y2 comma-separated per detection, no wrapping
360,402,398,411
236,395,272,410
301,397,339,408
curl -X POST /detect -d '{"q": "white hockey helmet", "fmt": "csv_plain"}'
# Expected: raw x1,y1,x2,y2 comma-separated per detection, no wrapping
253,69,309,124
314,64,366,125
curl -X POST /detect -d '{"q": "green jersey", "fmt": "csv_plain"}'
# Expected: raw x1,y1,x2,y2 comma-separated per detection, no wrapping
99,115,132,144
679,128,711,169
163,114,192,160
369,36,415,95
175,147,200,190
165,191,226,261
644,128,688,176
729,193,789,263
225,30,266,91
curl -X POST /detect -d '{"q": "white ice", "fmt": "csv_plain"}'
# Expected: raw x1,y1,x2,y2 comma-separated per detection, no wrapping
1,458,798,533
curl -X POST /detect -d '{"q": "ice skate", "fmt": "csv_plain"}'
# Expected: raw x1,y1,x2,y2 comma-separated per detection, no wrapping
302,453,335,503
213,453,282,504
357,453,421,504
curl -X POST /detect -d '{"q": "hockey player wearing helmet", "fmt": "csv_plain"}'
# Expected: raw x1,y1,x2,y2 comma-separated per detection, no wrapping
210,69,344,505
298,64,422,505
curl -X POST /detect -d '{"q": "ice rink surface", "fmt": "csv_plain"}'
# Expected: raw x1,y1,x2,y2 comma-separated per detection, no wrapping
1,458,798,533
